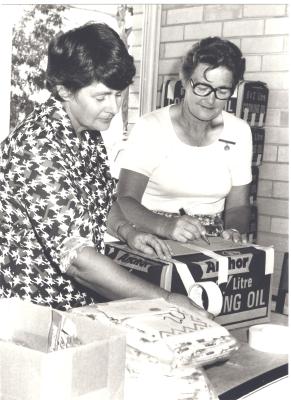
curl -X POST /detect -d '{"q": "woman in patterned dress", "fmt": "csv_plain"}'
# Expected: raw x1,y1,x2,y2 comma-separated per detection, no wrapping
0,23,209,316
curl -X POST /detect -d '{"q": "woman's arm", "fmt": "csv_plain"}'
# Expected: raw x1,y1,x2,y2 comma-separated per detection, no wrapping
107,198,173,260
222,183,251,242
222,118,252,243
116,168,166,235
117,168,208,243
67,245,210,317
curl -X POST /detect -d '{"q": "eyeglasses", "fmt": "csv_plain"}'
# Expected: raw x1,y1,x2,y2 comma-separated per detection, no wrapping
189,79,233,100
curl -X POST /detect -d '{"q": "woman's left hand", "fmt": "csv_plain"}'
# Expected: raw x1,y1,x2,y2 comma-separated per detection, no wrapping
221,229,248,244
127,230,173,260
166,292,213,319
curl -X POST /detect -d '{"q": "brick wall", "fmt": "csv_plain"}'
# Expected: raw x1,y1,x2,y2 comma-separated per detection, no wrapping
129,4,289,296
127,5,144,135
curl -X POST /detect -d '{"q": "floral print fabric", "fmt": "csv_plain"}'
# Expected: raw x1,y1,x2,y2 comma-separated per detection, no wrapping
0,97,115,310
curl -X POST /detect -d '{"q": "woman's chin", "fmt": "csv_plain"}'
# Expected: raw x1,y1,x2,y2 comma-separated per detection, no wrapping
95,120,112,131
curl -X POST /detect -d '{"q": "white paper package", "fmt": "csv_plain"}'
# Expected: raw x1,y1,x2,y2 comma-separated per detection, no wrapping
71,298,239,400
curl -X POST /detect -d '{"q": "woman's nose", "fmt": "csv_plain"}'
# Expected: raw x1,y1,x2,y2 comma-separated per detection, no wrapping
107,96,120,114
206,91,216,104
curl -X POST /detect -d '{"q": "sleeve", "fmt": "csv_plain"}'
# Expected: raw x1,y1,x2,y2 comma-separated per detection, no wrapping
118,114,164,177
230,121,253,186
10,139,95,274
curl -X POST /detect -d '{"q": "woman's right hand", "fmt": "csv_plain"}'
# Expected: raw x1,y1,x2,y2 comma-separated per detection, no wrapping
161,215,207,243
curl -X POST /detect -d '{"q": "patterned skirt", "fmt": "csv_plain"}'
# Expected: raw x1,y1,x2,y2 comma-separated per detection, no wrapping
154,210,224,237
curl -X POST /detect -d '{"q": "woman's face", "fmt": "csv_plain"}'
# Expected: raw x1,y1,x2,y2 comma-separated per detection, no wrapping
184,63,233,122
65,81,123,133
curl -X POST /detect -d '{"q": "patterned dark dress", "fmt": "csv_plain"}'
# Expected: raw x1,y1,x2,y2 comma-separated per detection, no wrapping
0,97,115,310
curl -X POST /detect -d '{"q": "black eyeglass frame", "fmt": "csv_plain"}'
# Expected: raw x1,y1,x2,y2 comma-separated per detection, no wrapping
189,79,234,100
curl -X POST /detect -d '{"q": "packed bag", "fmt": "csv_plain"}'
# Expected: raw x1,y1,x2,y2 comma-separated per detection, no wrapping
71,298,239,399
72,298,238,367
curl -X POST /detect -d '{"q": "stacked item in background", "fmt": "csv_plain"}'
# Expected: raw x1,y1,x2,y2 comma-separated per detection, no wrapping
160,79,184,107
160,79,269,243
71,298,239,400
226,80,269,243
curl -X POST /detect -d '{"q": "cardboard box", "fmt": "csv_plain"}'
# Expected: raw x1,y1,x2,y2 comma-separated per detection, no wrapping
105,238,274,330
0,299,126,400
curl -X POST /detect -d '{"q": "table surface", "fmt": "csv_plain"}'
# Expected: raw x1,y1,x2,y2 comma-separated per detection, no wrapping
205,312,288,399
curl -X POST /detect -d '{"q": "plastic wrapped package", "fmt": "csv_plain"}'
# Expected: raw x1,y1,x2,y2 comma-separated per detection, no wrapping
71,298,239,400
125,346,218,400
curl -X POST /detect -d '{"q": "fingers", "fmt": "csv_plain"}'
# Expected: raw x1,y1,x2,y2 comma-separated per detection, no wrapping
132,233,173,260
241,233,248,244
166,292,211,319
222,229,242,244
171,216,206,242
188,298,214,319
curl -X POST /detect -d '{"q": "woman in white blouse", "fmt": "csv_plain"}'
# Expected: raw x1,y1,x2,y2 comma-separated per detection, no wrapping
114,37,252,247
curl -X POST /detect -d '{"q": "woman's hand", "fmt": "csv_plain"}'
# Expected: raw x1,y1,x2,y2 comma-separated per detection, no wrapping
161,215,207,243
166,292,213,319
120,223,173,260
221,229,248,244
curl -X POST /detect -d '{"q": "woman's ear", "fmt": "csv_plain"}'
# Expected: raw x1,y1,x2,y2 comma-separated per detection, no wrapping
56,85,72,101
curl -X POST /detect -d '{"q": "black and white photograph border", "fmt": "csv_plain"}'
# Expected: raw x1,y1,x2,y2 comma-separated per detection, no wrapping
0,1,289,400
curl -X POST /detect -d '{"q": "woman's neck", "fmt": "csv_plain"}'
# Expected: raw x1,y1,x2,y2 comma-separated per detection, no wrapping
62,101,83,138
171,102,223,147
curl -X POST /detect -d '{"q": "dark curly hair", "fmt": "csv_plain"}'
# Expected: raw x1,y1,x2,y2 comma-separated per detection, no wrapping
46,23,136,100
181,37,245,87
